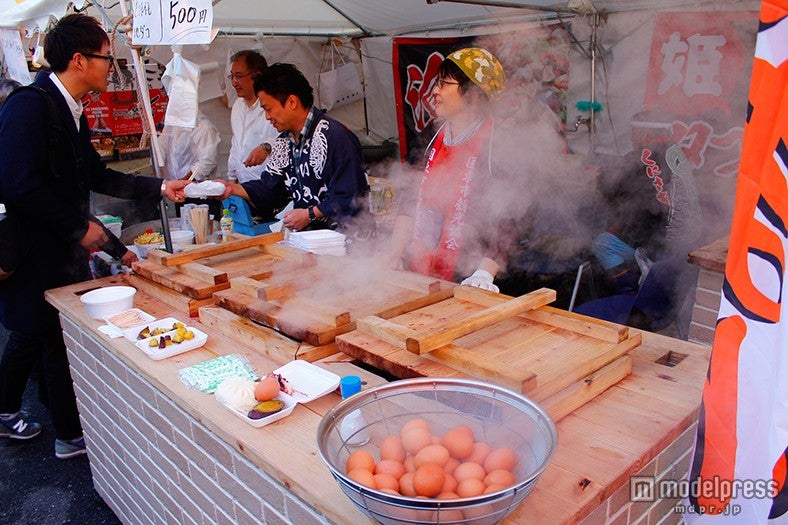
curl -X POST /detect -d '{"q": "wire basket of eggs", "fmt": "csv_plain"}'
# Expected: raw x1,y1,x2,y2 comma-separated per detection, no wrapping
316,377,558,525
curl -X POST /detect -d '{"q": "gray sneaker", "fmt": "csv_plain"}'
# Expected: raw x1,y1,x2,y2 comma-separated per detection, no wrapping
55,436,87,459
0,413,42,440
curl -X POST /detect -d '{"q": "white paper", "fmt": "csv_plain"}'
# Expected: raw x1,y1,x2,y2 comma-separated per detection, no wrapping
198,61,222,102
0,29,32,85
131,0,213,46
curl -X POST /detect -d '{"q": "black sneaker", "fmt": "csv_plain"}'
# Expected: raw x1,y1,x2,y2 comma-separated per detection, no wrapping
0,413,43,440
55,436,87,459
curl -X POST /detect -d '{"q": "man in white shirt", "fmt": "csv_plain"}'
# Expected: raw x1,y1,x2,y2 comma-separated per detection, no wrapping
227,50,278,183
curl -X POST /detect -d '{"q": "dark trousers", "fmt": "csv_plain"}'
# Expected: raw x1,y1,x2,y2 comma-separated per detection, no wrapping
0,325,82,440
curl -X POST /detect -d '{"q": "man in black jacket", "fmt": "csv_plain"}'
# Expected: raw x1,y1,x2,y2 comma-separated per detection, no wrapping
0,14,189,458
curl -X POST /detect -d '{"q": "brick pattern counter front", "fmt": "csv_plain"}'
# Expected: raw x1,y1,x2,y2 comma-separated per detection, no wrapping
62,315,332,525
47,277,712,525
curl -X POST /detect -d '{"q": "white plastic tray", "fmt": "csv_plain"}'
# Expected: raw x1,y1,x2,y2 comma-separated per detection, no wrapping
221,360,341,428
103,308,155,332
133,318,208,361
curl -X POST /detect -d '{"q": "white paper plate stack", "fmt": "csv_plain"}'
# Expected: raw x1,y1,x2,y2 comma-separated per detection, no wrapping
289,230,347,256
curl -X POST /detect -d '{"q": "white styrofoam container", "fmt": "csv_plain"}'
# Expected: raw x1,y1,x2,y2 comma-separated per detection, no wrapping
103,308,155,332
220,360,341,428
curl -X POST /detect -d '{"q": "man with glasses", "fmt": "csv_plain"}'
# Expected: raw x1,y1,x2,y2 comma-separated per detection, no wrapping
226,50,278,183
0,13,189,459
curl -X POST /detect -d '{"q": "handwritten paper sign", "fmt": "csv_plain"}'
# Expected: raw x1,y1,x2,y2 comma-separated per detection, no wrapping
0,29,32,85
132,0,213,46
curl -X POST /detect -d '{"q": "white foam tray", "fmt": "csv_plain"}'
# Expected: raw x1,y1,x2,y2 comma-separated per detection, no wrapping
132,318,208,361
220,360,341,428
103,308,155,332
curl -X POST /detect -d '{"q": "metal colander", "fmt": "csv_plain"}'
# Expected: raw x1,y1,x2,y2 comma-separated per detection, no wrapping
317,378,558,525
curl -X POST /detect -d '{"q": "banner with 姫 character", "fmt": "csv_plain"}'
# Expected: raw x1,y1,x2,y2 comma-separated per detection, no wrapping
684,2,788,523
637,10,759,244
392,25,571,163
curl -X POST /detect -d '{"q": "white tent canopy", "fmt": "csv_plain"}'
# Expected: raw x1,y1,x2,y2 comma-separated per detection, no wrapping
2,0,713,35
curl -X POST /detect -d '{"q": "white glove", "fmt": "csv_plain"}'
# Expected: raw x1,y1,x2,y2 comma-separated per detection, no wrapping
460,269,499,293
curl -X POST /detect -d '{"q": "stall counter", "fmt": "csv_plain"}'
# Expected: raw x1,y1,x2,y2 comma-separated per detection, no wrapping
46,275,710,525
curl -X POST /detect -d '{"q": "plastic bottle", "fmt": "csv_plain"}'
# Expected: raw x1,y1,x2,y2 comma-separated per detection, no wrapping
339,375,370,446
382,186,394,214
220,208,233,243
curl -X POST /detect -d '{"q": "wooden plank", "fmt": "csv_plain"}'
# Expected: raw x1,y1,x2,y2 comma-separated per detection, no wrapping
278,296,352,327
373,286,455,319
453,286,628,343
539,355,632,422
428,344,538,394
405,288,556,354
157,232,285,266
527,332,642,402
197,306,338,364
132,260,228,299
176,262,228,285
384,270,442,294
229,276,266,297
128,274,213,317
356,315,420,349
261,241,318,264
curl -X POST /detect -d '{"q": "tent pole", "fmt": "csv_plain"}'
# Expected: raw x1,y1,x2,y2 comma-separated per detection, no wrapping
112,0,173,252
589,11,598,151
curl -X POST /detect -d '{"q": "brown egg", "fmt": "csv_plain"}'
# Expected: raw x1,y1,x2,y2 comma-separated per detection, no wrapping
484,447,517,473
440,473,458,494
465,442,491,465
436,491,459,499
345,450,375,473
348,468,377,489
483,483,507,494
379,488,400,496
374,473,400,493
453,462,486,484
399,472,417,496
444,457,460,475
379,434,406,463
414,444,450,469
401,427,431,455
413,464,445,497
484,469,516,487
400,418,430,436
254,375,280,401
375,459,406,480
441,427,475,460
456,478,486,498
403,455,417,473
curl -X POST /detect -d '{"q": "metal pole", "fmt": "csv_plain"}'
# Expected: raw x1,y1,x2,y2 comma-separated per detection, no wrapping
113,0,173,253
589,12,599,151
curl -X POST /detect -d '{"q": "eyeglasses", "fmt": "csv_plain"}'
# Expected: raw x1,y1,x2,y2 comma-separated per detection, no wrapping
83,53,114,63
436,79,460,89
227,72,253,81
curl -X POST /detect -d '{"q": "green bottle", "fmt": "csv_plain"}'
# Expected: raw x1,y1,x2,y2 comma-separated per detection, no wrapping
220,208,233,243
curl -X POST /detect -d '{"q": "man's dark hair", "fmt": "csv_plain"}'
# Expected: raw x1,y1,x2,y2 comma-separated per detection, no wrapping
253,63,314,108
437,58,474,96
44,14,110,73
230,50,268,77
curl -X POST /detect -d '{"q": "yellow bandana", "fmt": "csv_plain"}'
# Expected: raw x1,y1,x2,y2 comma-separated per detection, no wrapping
447,47,506,100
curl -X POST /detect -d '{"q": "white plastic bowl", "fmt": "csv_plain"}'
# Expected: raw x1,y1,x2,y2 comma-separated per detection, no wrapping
133,241,164,259
80,286,137,319
170,229,195,245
